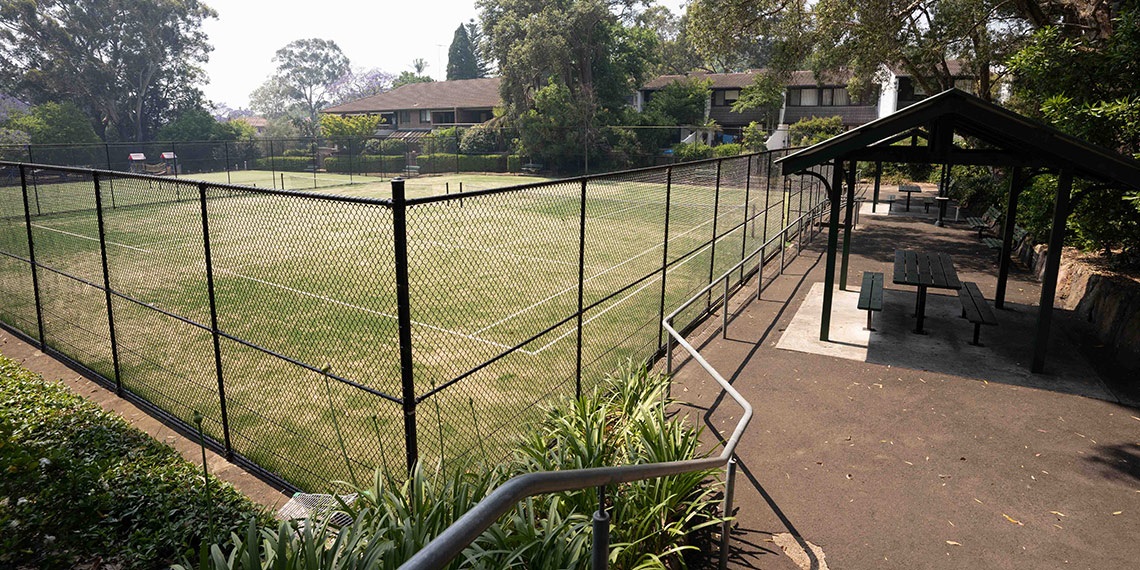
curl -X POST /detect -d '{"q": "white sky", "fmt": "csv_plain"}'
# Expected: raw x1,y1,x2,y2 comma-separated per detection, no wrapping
201,0,687,109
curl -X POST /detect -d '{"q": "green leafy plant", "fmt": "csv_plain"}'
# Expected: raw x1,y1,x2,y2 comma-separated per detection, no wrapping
0,356,270,569
186,364,725,569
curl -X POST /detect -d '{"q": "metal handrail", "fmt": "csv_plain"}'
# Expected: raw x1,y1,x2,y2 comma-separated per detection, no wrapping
398,195,831,570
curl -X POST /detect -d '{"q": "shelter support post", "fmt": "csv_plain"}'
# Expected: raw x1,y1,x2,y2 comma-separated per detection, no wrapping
840,161,856,290
872,161,881,213
820,160,843,341
1031,170,1073,374
995,168,1024,309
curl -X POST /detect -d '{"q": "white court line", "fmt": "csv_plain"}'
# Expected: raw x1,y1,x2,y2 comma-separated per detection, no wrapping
215,267,534,355
472,203,745,336
528,237,714,355
32,223,152,254
417,238,599,271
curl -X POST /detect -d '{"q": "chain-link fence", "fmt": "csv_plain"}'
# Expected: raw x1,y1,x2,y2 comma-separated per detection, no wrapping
0,126,753,188
0,149,831,492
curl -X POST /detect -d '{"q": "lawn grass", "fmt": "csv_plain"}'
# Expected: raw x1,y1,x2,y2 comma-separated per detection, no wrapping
0,353,271,569
0,159,822,491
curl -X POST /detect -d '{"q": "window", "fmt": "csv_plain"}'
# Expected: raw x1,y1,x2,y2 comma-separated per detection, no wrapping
800,88,818,106
788,88,802,106
821,88,833,106
834,88,849,105
713,90,725,106
724,89,739,105
398,111,411,124
419,110,431,123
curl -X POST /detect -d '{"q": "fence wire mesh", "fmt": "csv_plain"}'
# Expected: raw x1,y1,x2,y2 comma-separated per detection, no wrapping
0,150,832,491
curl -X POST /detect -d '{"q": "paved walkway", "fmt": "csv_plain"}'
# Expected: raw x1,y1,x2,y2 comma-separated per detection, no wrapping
672,199,1139,569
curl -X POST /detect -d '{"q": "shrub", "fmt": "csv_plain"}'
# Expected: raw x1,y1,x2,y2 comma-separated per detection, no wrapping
742,121,767,151
415,153,511,173
672,141,714,162
713,143,745,157
323,154,404,174
788,115,844,146
0,356,270,569
460,124,503,154
251,156,312,171
186,364,724,569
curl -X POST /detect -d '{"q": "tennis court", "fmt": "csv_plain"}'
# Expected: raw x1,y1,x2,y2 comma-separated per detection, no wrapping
0,152,825,489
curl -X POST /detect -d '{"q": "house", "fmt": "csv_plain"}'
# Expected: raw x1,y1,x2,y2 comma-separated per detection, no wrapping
232,116,268,136
322,77,501,132
637,62,974,149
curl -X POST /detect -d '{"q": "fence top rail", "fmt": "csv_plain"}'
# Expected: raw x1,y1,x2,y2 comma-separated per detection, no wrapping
402,148,802,207
0,160,393,207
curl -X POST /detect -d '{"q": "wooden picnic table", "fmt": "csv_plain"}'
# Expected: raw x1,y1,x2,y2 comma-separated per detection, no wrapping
898,184,922,212
893,249,962,334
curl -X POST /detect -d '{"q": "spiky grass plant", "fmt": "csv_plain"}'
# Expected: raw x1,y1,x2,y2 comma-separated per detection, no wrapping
184,362,724,569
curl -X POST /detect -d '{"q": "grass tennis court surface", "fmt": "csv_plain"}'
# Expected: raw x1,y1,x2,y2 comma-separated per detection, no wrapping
185,169,553,200
0,156,822,490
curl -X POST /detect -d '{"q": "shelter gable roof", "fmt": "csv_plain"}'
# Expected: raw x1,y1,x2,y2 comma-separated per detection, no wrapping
776,89,1140,191
323,77,501,114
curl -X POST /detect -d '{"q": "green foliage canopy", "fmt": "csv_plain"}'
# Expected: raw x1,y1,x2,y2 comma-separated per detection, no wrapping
0,0,217,141
643,77,711,125
3,101,100,145
447,24,483,80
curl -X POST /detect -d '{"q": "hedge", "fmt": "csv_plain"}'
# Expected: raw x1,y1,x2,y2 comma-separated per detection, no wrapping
250,156,312,172
324,154,404,174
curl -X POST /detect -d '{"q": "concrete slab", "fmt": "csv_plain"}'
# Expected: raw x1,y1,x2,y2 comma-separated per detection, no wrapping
776,282,1117,402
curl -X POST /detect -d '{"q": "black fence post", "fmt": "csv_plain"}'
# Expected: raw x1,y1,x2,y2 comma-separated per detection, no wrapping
19,165,46,346
575,178,587,398
762,152,773,249
269,140,277,189
312,137,318,189
707,159,723,308
198,182,234,459
224,141,232,185
391,178,419,471
170,141,179,178
740,155,752,283
455,128,461,174
92,172,122,395
657,166,672,351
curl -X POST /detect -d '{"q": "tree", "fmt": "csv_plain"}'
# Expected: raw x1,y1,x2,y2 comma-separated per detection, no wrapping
157,108,249,143
319,114,384,150
447,24,482,80
328,68,394,105
4,101,100,145
265,38,351,129
636,5,704,75
478,0,656,169
643,78,711,125
392,59,435,88
788,115,843,146
464,19,493,76
0,0,217,141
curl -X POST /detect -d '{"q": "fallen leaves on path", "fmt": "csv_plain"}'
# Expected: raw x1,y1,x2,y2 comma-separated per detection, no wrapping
1003,513,1024,526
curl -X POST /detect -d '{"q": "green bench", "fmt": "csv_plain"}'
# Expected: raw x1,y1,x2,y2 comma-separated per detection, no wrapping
403,165,420,176
967,206,1002,237
521,162,543,174
982,226,1029,257
958,281,997,346
857,271,884,331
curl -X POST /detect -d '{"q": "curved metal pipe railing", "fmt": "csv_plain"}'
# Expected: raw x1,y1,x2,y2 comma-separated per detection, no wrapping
398,196,831,570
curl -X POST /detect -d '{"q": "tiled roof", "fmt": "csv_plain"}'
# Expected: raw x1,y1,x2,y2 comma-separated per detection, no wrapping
642,69,857,91
888,60,968,77
641,70,766,90
323,77,502,114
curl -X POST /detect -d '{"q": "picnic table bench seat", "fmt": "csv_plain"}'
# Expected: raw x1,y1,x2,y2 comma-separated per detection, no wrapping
521,162,543,174
967,206,1003,236
958,281,997,346
857,271,884,331
923,197,934,213
982,225,1028,251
